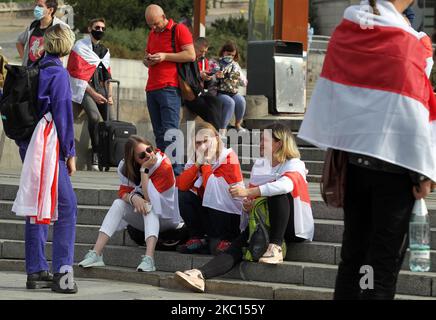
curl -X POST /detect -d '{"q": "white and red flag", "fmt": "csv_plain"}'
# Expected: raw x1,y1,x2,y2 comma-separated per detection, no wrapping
12,113,60,225
118,151,181,224
67,36,111,104
299,0,436,181
249,158,314,240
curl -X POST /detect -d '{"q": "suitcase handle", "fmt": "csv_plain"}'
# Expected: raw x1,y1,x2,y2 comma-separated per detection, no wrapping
105,79,120,121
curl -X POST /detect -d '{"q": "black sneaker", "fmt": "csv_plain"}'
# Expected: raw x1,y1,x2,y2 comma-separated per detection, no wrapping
26,271,53,289
51,272,78,294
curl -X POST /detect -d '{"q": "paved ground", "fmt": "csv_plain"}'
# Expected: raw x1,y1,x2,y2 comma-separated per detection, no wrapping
0,271,251,300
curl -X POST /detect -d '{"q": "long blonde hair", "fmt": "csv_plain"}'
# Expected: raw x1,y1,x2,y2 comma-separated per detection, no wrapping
267,123,300,163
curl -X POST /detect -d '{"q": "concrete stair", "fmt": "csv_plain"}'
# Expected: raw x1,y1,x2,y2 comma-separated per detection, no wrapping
1,180,436,299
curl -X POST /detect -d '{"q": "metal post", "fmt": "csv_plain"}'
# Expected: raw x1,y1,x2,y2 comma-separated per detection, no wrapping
194,0,207,39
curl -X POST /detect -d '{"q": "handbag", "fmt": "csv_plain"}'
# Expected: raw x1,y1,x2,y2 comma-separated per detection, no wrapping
320,149,348,208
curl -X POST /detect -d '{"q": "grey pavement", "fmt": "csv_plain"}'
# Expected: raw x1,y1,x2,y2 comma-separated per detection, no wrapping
0,271,252,300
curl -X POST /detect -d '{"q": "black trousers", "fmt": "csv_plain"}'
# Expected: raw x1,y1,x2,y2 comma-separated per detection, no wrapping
184,94,223,131
334,163,415,300
178,190,241,242
198,194,305,279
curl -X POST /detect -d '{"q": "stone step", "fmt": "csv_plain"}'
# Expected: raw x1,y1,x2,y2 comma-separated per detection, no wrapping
313,219,436,250
0,200,345,226
1,258,433,301
1,214,436,250
239,158,324,175
0,258,331,300
243,117,303,132
242,170,321,183
0,219,125,246
2,241,436,298
231,146,325,162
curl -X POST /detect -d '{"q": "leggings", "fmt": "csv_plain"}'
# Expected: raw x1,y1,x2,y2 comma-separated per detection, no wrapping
198,194,305,279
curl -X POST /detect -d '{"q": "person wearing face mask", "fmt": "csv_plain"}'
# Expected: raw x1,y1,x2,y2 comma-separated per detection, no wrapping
78,135,184,272
67,18,114,171
214,41,248,134
176,122,244,256
16,0,67,66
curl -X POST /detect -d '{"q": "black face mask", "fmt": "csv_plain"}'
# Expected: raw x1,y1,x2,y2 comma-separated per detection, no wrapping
91,30,105,41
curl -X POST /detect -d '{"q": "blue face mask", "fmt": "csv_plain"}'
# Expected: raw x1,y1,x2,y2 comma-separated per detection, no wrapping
33,6,45,21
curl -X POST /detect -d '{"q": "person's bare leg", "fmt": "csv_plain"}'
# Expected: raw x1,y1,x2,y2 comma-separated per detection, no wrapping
93,232,110,255
145,236,158,258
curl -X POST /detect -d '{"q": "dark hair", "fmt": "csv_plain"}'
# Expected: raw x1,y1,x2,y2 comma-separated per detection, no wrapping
218,41,240,62
195,37,209,48
88,17,106,29
122,135,155,185
45,0,58,17
369,0,380,16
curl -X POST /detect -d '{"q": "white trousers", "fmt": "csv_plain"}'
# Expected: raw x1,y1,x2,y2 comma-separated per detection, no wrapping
99,199,181,240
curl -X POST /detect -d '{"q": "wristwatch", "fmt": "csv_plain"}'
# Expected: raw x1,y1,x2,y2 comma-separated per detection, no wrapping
140,167,149,174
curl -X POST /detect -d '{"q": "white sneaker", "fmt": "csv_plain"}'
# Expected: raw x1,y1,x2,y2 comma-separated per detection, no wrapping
78,250,105,268
137,255,156,272
174,269,205,293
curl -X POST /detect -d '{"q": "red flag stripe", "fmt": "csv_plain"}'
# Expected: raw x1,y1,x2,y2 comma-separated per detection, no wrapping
282,172,311,205
150,157,175,193
321,19,432,111
67,50,97,81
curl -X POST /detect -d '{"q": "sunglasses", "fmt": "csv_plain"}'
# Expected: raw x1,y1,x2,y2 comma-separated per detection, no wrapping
137,147,153,160
93,26,106,31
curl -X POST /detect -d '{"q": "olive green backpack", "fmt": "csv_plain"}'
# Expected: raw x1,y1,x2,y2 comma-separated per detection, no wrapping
243,197,287,262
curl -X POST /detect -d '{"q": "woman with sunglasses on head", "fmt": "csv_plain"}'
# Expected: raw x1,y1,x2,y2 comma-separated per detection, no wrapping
176,122,244,255
78,135,184,272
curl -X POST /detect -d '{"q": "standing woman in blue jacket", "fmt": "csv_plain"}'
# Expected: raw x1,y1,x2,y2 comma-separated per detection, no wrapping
14,24,78,294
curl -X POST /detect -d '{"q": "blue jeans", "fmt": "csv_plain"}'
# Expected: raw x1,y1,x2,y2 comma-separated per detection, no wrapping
146,87,183,175
217,93,246,129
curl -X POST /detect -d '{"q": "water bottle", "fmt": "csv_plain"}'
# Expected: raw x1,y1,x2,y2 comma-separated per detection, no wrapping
409,199,431,272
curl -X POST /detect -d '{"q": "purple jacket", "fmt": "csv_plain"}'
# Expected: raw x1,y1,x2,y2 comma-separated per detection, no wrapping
36,54,76,159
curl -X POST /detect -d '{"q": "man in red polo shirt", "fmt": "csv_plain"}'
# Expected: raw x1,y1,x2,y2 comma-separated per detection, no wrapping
143,4,195,175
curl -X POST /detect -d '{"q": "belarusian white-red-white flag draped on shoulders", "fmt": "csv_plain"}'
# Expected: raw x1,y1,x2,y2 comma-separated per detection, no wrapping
67,36,111,104
298,0,436,181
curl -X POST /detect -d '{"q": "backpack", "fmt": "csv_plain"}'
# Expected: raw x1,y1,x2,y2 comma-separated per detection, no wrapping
243,197,287,262
0,60,57,141
171,24,204,101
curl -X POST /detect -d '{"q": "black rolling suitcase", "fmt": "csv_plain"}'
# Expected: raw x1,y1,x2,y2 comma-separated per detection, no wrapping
97,79,137,171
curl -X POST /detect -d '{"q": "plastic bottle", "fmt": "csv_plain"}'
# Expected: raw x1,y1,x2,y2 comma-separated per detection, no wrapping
409,199,431,272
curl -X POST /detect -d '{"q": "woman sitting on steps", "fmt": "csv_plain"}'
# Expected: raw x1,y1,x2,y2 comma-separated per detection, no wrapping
174,123,314,292
78,135,184,272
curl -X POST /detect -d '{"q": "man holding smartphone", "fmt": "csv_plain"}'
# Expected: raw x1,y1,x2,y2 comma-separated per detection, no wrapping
143,4,196,176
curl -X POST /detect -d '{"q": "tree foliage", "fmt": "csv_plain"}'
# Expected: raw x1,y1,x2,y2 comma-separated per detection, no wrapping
68,0,193,31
